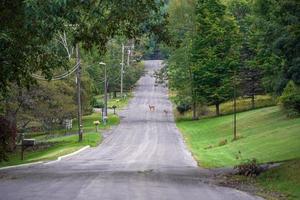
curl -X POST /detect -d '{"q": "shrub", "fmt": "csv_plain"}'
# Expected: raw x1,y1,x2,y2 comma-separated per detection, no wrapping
176,103,191,115
234,158,262,177
280,81,300,117
93,100,104,109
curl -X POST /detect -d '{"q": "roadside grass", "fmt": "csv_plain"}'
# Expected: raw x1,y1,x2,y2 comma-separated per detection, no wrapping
256,159,300,200
108,93,133,109
1,113,120,168
94,92,133,110
173,95,276,121
177,106,300,168
0,132,101,168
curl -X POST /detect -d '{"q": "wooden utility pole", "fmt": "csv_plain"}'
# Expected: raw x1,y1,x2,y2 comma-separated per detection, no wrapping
104,63,108,121
76,44,83,142
121,43,125,97
233,70,237,140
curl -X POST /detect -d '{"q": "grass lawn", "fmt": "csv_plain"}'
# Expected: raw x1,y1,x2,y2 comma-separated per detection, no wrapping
256,159,300,200
0,132,101,168
1,113,120,168
177,106,300,168
95,92,133,110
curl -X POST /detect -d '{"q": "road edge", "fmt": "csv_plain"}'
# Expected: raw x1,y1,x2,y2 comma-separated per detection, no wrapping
0,145,90,170
44,145,90,165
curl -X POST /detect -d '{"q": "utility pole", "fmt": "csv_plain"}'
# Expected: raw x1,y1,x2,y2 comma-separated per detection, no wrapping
100,62,107,125
120,43,125,97
120,42,134,98
76,44,83,142
233,70,237,140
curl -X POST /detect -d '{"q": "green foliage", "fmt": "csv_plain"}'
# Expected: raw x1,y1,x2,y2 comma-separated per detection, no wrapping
191,0,240,115
1,0,167,96
280,81,300,117
93,99,104,109
252,0,300,93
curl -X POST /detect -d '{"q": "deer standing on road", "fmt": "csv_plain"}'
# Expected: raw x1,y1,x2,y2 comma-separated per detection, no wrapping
149,105,155,111
163,109,169,115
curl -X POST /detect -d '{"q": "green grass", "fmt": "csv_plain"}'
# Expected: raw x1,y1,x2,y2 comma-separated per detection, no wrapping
0,132,101,168
256,159,300,200
1,112,120,168
177,106,300,168
95,92,133,109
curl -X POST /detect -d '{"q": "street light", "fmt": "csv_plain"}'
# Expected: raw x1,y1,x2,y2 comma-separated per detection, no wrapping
99,62,108,125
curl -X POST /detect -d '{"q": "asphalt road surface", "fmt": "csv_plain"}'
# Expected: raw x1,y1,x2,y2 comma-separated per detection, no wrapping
0,60,262,200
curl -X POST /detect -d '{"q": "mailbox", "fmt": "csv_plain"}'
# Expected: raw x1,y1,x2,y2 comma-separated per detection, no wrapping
20,138,35,160
22,139,35,147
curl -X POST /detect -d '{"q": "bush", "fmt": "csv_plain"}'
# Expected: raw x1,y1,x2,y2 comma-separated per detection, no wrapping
93,100,104,109
280,81,300,117
234,158,262,177
176,103,191,115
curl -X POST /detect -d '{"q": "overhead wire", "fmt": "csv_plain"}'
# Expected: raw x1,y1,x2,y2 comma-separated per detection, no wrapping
31,61,80,81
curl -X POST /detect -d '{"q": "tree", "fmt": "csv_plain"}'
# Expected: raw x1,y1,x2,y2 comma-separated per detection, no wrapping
280,80,300,117
191,0,240,116
228,0,265,109
1,0,167,95
0,117,16,161
253,0,300,93
166,0,199,119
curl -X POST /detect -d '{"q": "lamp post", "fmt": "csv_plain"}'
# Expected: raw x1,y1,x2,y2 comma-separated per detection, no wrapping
99,62,107,125
120,43,134,97
127,49,131,66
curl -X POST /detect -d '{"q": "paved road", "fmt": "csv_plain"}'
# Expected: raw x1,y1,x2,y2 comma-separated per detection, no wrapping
0,60,262,200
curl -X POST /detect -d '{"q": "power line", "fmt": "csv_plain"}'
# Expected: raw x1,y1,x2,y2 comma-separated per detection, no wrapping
31,62,80,81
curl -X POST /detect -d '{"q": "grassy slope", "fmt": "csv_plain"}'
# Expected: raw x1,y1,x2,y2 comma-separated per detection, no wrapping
177,106,300,168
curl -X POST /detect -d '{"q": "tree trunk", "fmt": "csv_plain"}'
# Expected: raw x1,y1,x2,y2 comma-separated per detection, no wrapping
192,101,198,120
251,94,255,109
5,112,17,151
113,91,117,98
216,103,220,116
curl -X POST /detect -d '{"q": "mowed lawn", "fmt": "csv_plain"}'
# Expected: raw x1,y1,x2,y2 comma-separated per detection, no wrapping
0,113,120,168
0,132,101,168
177,106,300,168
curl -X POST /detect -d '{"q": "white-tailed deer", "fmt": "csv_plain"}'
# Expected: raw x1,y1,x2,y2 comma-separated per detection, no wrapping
163,109,168,115
149,105,155,111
